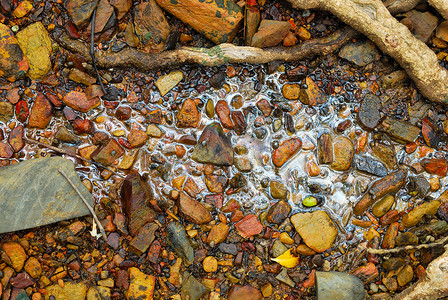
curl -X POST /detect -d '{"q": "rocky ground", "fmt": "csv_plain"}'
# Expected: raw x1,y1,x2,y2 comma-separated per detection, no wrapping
1,0,448,299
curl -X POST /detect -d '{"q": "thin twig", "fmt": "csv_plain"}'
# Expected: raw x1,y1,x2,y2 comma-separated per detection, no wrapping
90,7,106,95
58,167,108,242
367,235,448,254
24,137,124,178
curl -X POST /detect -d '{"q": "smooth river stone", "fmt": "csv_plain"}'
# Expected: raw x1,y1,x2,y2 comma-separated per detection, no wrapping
0,157,93,233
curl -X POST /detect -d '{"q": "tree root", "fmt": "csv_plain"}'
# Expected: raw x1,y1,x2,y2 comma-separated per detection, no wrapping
367,234,448,254
52,26,358,70
384,0,420,15
428,0,448,20
394,245,448,300
287,0,448,105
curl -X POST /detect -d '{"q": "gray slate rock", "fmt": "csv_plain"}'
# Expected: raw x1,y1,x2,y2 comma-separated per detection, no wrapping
181,272,209,300
316,271,366,300
354,155,388,177
0,157,93,234
166,222,194,266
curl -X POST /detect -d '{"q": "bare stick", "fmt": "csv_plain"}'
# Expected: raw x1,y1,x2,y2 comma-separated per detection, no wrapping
90,7,106,94
58,167,108,242
24,137,124,178
367,235,448,254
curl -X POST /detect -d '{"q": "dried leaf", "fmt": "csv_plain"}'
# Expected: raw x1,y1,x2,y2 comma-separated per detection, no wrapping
271,249,300,268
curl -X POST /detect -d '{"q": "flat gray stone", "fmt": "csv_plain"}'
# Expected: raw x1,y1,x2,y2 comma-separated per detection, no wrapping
316,271,366,300
0,157,93,233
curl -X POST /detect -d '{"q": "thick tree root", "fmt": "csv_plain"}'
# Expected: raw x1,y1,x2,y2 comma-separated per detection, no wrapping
52,27,357,70
287,0,448,105
394,245,448,300
428,0,448,19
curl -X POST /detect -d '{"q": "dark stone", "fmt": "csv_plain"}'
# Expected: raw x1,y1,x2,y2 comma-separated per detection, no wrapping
65,0,99,28
181,273,209,300
353,155,388,177
91,138,125,166
378,117,421,144
166,222,194,266
218,243,238,255
407,175,430,198
192,123,233,166
266,201,291,224
10,272,35,288
358,94,381,130
120,173,156,236
209,72,226,89
129,222,158,255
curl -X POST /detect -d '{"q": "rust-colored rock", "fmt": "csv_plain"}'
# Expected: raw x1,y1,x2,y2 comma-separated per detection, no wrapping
0,23,28,82
178,192,212,225
330,136,354,171
272,138,302,167
350,262,378,283
24,257,42,279
63,91,100,113
299,77,327,106
8,125,24,153
207,222,229,245
235,214,263,238
382,222,399,249
134,0,170,52
318,133,333,164
215,100,234,129
155,0,243,44
0,142,13,158
369,169,407,200
127,129,148,148
177,98,200,128
421,158,448,176
28,93,53,129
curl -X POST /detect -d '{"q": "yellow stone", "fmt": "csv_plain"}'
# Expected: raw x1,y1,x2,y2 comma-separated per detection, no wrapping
13,1,33,18
45,282,87,300
16,22,52,80
429,177,440,191
155,70,184,96
24,257,42,278
187,229,198,238
125,267,155,300
261,283,272,297
146,124,162,138
203,256,218,273
78,145,97,160
95,116,107,123
172,175,186,190
364,227,380,241
112,129,126,137
279,232,294,245
118,149,139,170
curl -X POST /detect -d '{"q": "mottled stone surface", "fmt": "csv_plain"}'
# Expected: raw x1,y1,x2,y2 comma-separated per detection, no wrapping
0,157,92,233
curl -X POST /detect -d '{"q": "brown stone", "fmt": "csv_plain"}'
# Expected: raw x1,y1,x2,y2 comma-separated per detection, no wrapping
68,68,96,86
245,7,260,45
235,214,263,238
330,136,354,171
24,257,42,279
397,265,413,286
91,139,125,166
204,194,223,209
87,0,114,33
10,272,35,288
267,201,291,224
127,129,148,148
401,200,441,228
318,133,333,164
251,20,291,48
177,99,200,128
183,176,203,198
120,174,156,236
369,169,407,200
272,138,302,167
155,0,243,44
65,0,99,28
63,91,100,113
134,0,170,52
256,99,271,117
350,263,378,283
207,222,229,245
0,23,28,82
129,222,158,256
382,222,399,249
231,111,247,135
178,192,212,225
110,0,131,19
299,77,327,106
228,285,262,300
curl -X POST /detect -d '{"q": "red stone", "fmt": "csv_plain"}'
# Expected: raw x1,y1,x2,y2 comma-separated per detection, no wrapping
0,142,13,158
15,100,29,123
421,158,447,176
272,138,302,167
215,100,234,129
63,91,100,113
235,214,263,238
72,118,95,134
204,194,223,209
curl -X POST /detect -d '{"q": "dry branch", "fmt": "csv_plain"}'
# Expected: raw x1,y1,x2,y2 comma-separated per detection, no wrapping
287,0,448,105
52,27,357,70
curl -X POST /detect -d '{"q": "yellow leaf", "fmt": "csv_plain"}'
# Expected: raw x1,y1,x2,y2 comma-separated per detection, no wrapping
270,249,300,268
